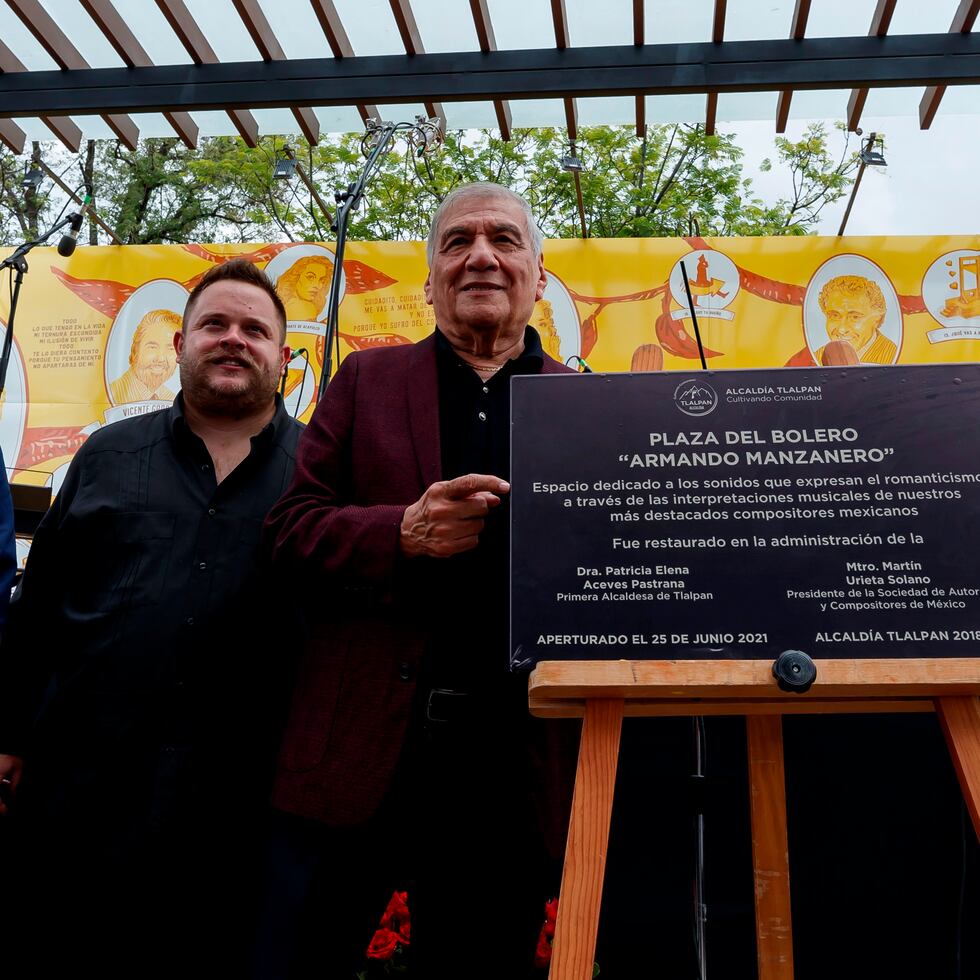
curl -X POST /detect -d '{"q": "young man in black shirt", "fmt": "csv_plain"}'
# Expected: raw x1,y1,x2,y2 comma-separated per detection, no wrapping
0,258,303,979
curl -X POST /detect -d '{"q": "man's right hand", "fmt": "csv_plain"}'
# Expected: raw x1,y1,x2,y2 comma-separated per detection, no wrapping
0,753,23,816
400,474,510,559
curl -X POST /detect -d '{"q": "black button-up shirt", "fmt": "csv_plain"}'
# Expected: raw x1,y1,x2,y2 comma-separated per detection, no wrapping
1,395,303,773
424,327,544,692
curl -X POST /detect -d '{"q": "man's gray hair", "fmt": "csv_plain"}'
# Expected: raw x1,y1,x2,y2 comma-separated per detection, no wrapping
426,182,544,266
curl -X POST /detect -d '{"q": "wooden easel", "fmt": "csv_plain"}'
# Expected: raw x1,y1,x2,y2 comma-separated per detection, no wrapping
528,658,980,980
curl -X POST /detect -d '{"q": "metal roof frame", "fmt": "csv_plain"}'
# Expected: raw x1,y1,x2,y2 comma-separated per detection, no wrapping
0,0,976,159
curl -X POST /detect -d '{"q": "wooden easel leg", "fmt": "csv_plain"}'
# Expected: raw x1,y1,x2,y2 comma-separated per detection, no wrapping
550,699,623,980
935,696,980,840
746,715,795,980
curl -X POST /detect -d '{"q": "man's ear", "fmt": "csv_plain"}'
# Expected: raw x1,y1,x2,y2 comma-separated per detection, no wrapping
423,274,433,306
173,330,185,362
534,255,547,302
280,345,292,376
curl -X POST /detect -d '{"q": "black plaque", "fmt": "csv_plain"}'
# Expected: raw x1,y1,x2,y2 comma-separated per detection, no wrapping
510,364,980,668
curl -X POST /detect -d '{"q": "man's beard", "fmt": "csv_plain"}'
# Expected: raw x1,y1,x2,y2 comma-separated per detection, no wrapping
178,351,280,418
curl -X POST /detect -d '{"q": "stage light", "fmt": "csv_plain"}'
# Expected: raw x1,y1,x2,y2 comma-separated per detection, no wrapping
561,154,584,173
273,154,298,180
859,134,887,168
21,165,43,194
838,131,887,235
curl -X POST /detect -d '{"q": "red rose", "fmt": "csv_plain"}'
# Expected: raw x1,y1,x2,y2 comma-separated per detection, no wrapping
380,890,410,930
366,928,400,961
544,898,559,938
534,897,560,969
534,931,553,969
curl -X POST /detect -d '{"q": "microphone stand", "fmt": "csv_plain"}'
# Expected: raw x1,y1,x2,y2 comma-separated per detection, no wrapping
0,213,79,396
317,117,443,402
678,257,709,980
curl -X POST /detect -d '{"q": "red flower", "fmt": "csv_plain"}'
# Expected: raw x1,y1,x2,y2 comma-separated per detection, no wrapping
379,890,411,945
534,931,553,969
380,891,409,929
366,928,400,961
543,898,559,939
534,897,560,969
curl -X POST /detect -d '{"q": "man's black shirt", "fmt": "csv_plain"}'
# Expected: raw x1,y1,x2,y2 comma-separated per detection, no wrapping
426,326,545,691
0,394,303,777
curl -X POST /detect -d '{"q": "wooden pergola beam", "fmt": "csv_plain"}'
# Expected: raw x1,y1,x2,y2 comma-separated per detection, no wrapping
233,0,319,143
775,0,812,132
470,0,511,140
0,37,82,152
706,0,728,135
551,0,578,138
633,0,644,136
4,35,977,117
155,0,259,146
5,0,138,149
0,119,25,154
308,0,379,125
80,0,198,148
389,0,446,129
919,0,980,129
846,0,897,132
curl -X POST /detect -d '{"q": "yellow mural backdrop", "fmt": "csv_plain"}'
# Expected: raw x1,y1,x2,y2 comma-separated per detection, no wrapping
1,235,978,495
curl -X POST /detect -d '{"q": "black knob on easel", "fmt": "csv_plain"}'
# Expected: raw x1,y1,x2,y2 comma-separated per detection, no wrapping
772,650,817,693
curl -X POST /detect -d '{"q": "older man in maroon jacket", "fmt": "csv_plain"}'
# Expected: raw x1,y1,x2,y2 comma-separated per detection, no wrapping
257,183,576,979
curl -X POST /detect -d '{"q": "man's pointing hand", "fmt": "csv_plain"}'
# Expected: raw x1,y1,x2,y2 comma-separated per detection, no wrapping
400,474,510,558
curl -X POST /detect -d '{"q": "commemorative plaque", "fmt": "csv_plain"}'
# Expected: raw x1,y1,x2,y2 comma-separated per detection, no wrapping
510,364,980,668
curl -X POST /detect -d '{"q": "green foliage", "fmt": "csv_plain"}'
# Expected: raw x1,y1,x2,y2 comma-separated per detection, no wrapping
0,123,859,247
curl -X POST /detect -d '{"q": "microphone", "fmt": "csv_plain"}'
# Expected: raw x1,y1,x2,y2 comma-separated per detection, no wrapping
411,116,444,157
57,195,92,257
820,340,860,367
287,347,308,363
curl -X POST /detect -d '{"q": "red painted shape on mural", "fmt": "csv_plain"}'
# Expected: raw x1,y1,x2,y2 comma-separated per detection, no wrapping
899,294,927,315
740,269,807,307
181,243,295,265
785,346,817,367
50,268,135,318
655,293,722,360
179,248,396,295
342,260,397,294
580,312,598,359
16,426,89,471
339,332,411,350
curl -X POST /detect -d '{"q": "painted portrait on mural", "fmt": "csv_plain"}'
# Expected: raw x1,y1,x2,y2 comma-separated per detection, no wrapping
0,321,28,479
108,308,181,404
921,249,980,345
265,245,343,325
530,271,582,364
265,245,346,418
803,255,902,366
103,280,189,422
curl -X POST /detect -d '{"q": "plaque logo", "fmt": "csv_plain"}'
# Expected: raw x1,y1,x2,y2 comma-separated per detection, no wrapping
674,379,718,417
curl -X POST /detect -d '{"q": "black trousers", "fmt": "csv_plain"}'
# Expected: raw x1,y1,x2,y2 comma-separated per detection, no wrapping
252,705,560,980
1,743,264,980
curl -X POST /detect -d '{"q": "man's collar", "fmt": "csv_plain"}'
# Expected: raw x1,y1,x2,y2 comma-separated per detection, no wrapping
434,325,545,366
169,391,288,448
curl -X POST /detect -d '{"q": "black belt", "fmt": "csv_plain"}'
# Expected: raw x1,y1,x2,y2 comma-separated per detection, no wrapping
424,687,473,725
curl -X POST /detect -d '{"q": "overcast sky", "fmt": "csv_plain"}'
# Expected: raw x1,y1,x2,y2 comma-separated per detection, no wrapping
732,113,979,238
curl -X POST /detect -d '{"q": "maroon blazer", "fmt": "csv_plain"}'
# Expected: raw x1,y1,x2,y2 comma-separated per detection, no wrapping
265,332,574,827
